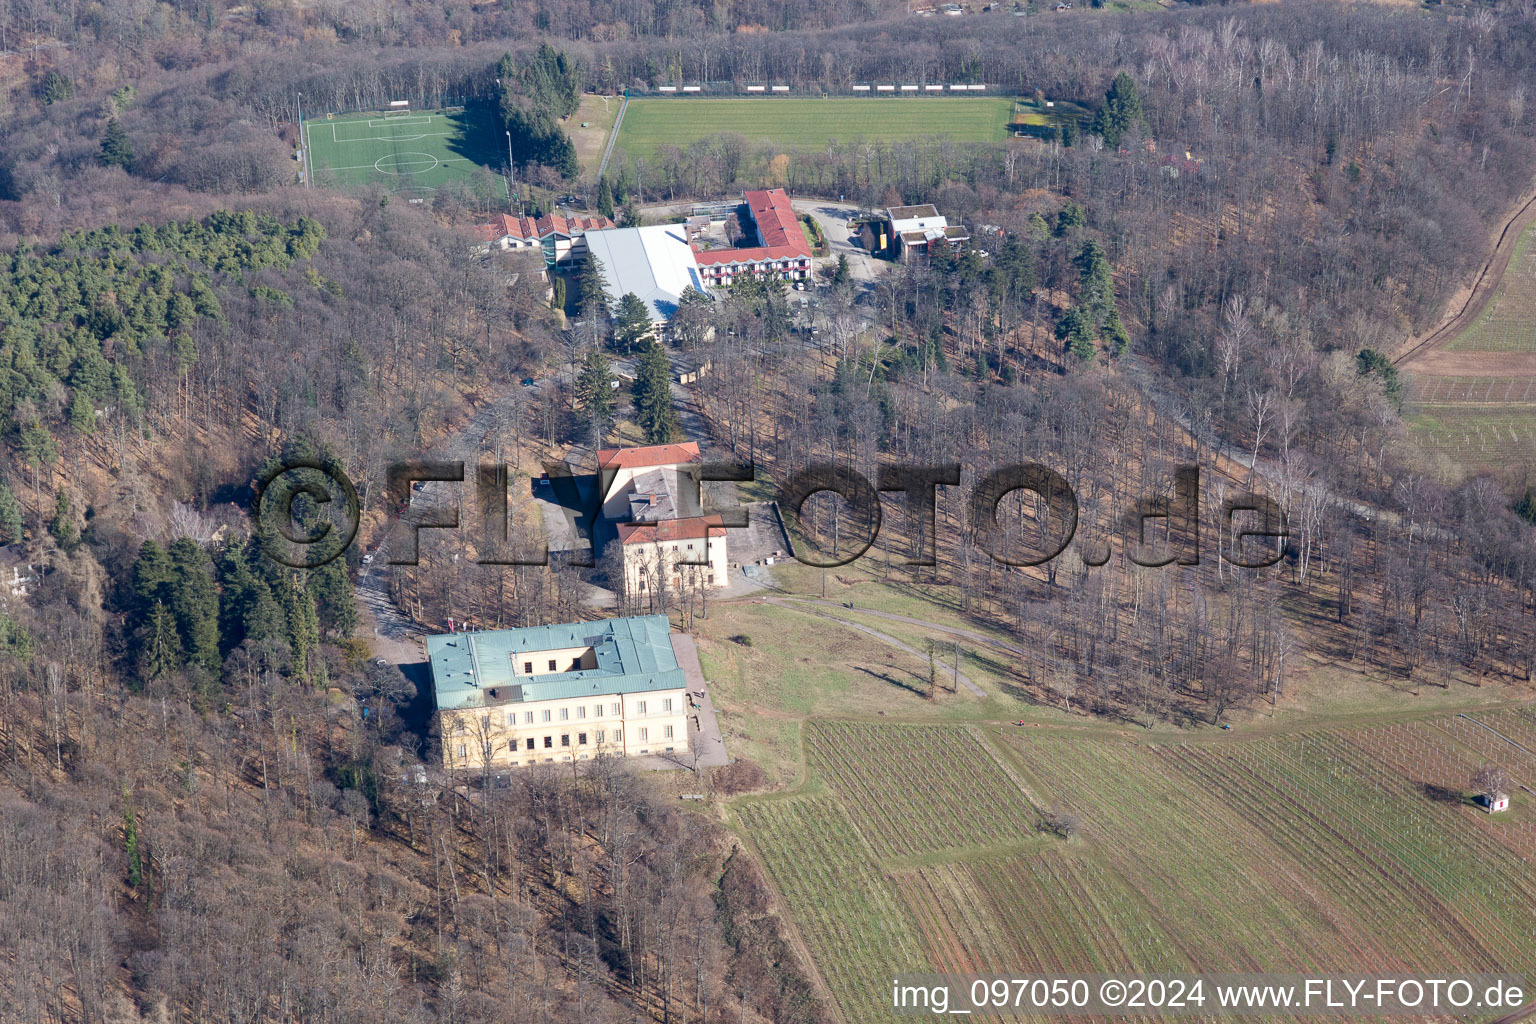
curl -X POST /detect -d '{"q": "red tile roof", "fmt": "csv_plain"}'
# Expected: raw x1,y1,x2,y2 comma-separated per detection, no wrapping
477,213,615,242
617,514,726,545
595,442,702,471
478,214,539,242
693,246,810,267
537,213,616,236
689,188,812,267
746,189,811,254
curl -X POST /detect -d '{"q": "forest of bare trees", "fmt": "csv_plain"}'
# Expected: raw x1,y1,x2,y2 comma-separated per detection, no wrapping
0,0,1534,1018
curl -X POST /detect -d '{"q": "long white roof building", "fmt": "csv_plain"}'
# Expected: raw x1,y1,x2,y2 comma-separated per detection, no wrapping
582,224,709,323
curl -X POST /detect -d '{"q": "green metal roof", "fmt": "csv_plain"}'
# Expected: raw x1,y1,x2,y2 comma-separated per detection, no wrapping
425,615,684,711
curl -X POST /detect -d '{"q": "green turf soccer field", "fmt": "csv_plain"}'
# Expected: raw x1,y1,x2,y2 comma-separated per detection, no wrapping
303,107,508,199
613,96,1016,163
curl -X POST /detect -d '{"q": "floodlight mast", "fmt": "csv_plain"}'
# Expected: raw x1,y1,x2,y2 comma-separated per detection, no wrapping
506,130,516,211
296,93,310,189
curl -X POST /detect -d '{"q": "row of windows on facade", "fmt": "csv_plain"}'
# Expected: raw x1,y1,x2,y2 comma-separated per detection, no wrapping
638,572,714,590
479,697,675,730
455,724,674,758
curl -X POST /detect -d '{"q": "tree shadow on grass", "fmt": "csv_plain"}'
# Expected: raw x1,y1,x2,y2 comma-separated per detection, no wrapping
853,665,930,699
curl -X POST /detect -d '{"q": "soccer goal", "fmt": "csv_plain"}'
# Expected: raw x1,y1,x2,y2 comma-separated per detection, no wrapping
384,101,412,118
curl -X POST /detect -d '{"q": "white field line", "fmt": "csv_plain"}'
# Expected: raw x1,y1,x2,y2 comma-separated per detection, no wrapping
319,156,477,173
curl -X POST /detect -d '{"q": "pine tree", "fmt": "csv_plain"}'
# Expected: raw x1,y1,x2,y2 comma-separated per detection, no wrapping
833,254,851,286
18,421,57,474
68,390,95,433
1091,72,1144,148
216,539,262,656
140,601,183,682
278,571,320,683
578,253,611,323
632,340,679,444
1075,239,1114,319
49,487,76,546
1056,306,1097,362
168,538,222,673
1054,201,1085,237
133,541,177,612
100,117,134,170
0,612,33,661
1516,488,1536,526
573,347,616,437
40,71,74,104
597,176,615,220
310,558,357,640
613,292,654,352
0,482,23,546
1104,308,1131,357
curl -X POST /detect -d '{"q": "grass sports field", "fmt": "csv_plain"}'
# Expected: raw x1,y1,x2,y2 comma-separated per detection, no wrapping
303,106,508,199
612,96,1015,162
731,715,1536,1023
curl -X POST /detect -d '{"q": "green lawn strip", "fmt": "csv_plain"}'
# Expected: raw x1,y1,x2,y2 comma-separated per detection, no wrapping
614,96,1014,164
694,601,986,720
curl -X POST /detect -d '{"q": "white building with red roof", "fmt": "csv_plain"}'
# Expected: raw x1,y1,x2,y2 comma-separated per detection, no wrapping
691,189,813,287
477,212,617,264
591,442,730,596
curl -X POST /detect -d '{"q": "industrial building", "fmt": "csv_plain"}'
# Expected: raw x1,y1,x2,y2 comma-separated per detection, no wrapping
582,224,710,324
580,190,815,325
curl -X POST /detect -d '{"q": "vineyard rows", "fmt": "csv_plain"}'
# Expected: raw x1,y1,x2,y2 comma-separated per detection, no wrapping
1407,408,1536,467
732,717,1536,1024
1449,222,1536,352
733,794,927,1022
1000,735,1356,971
1408,376,1536,404
806,722,1039,858
1165,732,1536,974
